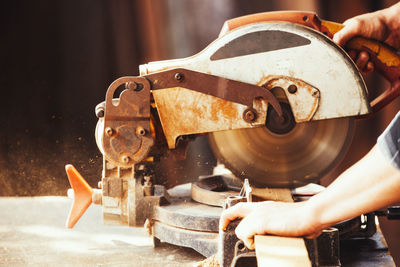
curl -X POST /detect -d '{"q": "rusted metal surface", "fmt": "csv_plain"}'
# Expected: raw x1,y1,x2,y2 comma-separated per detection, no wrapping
147,67,283,148
103,77,154,167
146,68,282,112
101,160,167,227
102,177,123,197
102,68,284,152
152,87,270,149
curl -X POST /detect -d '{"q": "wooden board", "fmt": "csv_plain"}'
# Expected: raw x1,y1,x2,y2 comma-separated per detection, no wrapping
251,187,294,202
253,188,311,266
255,235,311,267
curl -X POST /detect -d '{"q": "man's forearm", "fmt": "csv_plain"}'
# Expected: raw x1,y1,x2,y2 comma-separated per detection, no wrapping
306,144,400,231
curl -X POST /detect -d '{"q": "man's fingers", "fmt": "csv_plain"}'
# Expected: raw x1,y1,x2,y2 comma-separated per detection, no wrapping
219,212,239,231
305,230,322,239
235,216,256,250
355,51,370,71
219,206,238,231
333,19,361,46
348,50,374,74
365,61,374,74
219,202,257,231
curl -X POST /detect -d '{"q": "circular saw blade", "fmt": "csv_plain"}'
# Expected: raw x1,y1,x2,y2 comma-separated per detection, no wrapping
208,118,354,188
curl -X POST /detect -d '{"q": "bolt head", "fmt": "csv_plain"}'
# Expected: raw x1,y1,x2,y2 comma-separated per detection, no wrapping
174,72,184,82
243,109,257,123
121,155,130,164
96,109,105,118
105,127,114,136
136,126,146,136
312,90,320,98
288,85,297,94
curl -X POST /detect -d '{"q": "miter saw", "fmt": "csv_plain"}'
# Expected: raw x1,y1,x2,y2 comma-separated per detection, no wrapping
65,11,400,266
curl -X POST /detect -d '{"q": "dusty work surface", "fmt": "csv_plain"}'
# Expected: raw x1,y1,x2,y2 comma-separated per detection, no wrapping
0,197,205,267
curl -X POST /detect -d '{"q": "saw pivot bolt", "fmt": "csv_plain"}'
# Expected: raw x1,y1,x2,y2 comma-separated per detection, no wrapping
288,84,297,94
121,155,130,164
243,108,257,123
105,127,114,136
174,72,184,82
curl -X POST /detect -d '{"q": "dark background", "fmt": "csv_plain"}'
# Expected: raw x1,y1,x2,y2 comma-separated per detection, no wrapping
1,0,399,264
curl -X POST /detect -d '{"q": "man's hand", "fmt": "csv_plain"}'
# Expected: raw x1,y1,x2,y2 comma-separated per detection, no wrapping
219,201,321,249
333,3,400,74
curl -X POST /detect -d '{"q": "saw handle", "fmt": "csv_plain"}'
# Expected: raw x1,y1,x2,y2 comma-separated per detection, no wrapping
345,37,400,113
222,11,400,114
322,20,400,113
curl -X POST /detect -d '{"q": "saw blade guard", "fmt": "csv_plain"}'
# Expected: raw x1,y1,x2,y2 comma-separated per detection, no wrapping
141,21,370,121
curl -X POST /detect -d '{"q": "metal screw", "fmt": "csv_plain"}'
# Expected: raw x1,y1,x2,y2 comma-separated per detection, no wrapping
288,85,297,94
105,127,114,136
174,72,184,82
312,89,320,98
136,126,146,136
95,109,105,118
121,155,130,164
237,242,246,251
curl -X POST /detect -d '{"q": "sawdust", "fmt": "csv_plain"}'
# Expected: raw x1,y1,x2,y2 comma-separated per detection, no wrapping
194,254,219,267
0,133,102,196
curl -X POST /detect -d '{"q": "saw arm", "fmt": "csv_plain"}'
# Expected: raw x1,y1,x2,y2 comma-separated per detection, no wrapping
100,68,283,167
